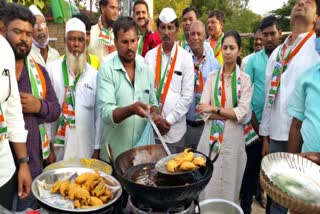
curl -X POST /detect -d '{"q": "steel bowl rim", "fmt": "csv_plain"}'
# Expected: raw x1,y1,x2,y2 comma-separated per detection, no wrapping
32,167,122,213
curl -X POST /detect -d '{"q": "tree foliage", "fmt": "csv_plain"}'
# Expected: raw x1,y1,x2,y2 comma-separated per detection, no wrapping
155,0,262,55
270,0,295,32
8,0,49,10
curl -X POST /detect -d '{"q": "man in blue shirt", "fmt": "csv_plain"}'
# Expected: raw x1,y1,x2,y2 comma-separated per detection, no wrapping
288,16,320,154
241,16,282,214
185,20,220,149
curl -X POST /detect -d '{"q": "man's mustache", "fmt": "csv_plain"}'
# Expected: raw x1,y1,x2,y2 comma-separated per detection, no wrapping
16,41,29,49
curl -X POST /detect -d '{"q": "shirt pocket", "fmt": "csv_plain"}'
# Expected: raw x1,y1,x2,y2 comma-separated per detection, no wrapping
0,75,10,102
77,84,95,109
170,71,182,93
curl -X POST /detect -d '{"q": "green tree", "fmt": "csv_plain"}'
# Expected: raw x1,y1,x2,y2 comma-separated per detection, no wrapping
271,0,295,32
8,0,49,10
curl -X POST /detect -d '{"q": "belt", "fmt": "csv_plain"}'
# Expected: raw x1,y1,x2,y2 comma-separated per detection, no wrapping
187,120,204,127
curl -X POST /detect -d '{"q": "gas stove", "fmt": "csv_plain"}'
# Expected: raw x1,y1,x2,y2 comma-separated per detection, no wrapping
126,196,196,214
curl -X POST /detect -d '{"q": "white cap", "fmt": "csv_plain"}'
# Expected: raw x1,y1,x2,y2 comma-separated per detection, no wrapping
158,8,177,24
29,5,44,17
65,18,86,35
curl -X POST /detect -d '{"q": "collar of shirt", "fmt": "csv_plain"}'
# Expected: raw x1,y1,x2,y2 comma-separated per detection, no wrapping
112,54,145,74
190,46,206,64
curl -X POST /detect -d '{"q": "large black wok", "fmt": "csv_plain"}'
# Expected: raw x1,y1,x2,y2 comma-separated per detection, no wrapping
114,144,217,210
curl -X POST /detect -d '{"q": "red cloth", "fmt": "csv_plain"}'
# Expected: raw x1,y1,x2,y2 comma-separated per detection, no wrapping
142,31,162,57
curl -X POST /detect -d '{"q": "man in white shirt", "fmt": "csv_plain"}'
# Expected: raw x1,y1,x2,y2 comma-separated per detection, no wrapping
88,0,118,61
28,5,60,68
145,8,194,146
0,34,31,210
259,1,320,213
47,18,101,161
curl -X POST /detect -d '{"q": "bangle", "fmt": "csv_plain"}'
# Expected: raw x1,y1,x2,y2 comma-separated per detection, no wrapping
17,156,29,165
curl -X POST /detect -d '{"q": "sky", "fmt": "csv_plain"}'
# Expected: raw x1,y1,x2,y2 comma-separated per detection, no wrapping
249,0,289,16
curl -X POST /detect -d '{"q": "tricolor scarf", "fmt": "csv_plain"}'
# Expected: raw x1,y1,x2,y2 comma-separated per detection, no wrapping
137,31,146,55
0,105,9,141
209,34,223,58
268,31,313,105
209,65,258,152
54,57,80,147
155,44,178,112
180,34,187,50
25,56,51,159
98,16,114,47
194,56,206,121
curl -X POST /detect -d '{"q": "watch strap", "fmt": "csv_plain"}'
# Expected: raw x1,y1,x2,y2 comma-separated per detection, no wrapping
17,156,29,164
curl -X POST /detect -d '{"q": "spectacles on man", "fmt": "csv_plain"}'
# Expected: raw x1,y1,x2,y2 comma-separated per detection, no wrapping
34,22,47,29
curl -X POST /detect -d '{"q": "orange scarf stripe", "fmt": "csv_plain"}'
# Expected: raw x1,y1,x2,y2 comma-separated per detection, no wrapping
62,109,76,116
284,31,314,64
158,45,178,111
0,115,4,121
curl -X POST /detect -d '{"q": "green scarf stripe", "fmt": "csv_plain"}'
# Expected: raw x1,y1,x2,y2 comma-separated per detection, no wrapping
231,69,237,108
0,127,7,133
26,59,41,99
214,68,222,107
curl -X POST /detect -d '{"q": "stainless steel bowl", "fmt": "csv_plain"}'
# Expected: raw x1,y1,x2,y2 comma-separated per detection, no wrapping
32,167,122,213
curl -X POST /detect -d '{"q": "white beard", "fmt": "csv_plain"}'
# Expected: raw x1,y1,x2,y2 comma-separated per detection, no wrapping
66,47,86,76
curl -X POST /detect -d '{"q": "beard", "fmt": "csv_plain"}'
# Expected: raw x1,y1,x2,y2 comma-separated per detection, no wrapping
105,17,115,28
66,47,86,76
8,39,31,60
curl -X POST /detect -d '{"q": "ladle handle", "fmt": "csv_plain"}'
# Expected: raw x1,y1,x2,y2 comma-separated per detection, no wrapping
146,113,172,156
209,141,220,163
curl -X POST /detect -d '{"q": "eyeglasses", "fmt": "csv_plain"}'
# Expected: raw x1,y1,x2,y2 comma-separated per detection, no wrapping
34,22,47,29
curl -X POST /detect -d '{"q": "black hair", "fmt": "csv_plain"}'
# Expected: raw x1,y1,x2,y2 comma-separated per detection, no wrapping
113,16,137,39
156,18,179,28
99,0,109,13
222,30,242,66
182,6,199,19
259,15,281,31
133,0,149,13
73,13,91,32
2,3,35,27
208,10,225,24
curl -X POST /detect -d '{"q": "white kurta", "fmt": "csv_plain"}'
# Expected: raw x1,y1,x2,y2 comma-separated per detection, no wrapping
88,24,115,62
47,59,101,160
198,71,252,202
0,35,28,187
145,45,194,143
29,43,60,69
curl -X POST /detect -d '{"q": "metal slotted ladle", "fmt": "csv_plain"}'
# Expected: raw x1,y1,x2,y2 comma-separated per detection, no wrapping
145,112,207,175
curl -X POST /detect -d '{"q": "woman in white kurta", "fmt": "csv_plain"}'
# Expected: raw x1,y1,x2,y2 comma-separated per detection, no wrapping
197,30,253,202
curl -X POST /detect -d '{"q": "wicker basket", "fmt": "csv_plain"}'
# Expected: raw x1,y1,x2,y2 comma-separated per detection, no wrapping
260,152,320,213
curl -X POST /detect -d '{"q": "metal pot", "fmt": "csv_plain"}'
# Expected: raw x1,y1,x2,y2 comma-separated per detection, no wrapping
114,144,217,210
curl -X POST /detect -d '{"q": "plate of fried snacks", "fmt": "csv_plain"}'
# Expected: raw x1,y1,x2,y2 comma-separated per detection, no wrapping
260,152,320,213
155,148,207,175
44,158,112,175
32,167,122,212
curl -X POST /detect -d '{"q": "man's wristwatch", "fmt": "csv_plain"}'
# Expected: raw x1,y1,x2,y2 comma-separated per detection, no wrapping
17,156,29,165
217,106,222,115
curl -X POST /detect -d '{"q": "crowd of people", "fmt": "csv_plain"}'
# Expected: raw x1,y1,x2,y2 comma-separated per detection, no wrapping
1,0,320,213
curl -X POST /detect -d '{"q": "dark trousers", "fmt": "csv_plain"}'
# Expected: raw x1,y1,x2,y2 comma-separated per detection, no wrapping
0,173,16,211
240,140,262,214
265,139,288,214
